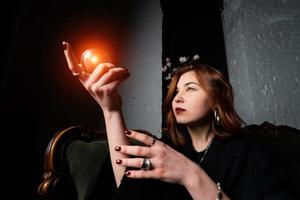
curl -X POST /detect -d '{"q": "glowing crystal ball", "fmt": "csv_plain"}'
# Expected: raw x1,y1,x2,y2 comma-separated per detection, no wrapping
80,49,111,74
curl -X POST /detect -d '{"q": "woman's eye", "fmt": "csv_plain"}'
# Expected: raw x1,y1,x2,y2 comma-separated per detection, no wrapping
186,87,195,91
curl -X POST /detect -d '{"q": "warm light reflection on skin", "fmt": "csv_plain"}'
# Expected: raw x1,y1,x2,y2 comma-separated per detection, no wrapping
80,49,111,74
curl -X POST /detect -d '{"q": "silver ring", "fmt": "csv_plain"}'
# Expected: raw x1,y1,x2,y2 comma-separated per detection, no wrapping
141,158,151,170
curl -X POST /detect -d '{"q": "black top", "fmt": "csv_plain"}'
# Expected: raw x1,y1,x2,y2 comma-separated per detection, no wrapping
90,129,297,200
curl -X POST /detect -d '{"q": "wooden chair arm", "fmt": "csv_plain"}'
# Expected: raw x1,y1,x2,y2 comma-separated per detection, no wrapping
38,126,107,198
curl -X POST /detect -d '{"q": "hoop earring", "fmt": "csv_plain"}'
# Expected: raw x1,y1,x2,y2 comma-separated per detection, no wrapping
214,109,220,127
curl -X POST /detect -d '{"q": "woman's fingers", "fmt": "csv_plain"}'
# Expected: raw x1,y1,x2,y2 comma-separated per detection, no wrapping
84,63,119,86
100,67,129,86
124,169,160,179
124,130,159,147
62,41,87,80
62,41,129,87
85,67,129,95
115,145,152,157
116,157,144,168
105,72,130,89
92,67,129,88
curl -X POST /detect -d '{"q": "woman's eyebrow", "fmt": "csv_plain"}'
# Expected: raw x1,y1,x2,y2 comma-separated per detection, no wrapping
176,82,200,89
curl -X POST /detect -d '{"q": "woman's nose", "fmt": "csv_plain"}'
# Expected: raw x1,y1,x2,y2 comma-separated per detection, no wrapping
174,93,184,103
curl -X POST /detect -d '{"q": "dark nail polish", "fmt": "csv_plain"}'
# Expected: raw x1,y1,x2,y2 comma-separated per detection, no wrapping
124,68,128,71
62,41,67,50
116,159,122,164
124,130,131,135
125,171,131,176
115,146,121,151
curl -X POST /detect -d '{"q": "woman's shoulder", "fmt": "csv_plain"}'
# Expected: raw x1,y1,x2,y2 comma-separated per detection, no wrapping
159,128,270,154
217,128,275,157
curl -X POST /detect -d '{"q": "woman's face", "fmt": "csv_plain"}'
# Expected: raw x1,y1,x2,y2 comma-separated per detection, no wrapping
172,70,211,125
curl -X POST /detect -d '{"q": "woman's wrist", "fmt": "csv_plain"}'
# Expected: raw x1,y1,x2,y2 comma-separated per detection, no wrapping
182,162,204,197
103,109,123,119
183,162,222,200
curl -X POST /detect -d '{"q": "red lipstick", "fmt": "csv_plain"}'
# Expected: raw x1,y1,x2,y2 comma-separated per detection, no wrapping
175,107,186,114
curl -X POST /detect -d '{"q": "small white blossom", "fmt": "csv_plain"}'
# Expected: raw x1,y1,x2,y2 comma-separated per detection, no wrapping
179,56,187,63
162,65,168,72
193,54,200,60
165,73,172,80
163,55,200,82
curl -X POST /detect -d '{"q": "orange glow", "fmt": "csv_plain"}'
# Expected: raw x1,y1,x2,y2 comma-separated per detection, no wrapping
83,51,92,59
91,56,98,63
80,48,111,74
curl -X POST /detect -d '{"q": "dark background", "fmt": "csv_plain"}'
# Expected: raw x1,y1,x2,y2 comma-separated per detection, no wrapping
2,0,226,199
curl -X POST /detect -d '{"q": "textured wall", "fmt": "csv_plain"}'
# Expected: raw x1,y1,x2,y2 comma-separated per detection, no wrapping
120,0,162,136
222,0,300,128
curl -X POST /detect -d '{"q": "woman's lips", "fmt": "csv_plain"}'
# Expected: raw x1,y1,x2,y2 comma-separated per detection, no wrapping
175,108,186,114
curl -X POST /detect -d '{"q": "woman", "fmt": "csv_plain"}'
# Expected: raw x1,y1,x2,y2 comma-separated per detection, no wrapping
63,42,294,200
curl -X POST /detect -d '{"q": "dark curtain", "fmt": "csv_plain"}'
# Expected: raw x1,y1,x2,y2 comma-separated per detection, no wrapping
2,0,138,199
2,1,227,199
160,0,227,124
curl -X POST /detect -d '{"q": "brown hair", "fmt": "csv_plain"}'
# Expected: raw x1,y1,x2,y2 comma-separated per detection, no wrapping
163,63,244,146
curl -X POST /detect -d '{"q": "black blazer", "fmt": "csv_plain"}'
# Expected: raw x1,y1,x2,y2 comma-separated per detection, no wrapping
91,123,299,200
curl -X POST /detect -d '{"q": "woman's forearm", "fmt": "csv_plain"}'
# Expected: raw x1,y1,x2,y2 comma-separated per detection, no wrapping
103,110,130,187
184,163,230,200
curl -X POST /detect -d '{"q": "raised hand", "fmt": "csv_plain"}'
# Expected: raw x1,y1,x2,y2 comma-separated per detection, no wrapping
62,41,130,113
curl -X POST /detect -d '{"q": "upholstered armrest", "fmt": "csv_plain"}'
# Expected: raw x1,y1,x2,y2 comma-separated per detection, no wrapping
67,139,109,200
38,127,153,200
243,121,300,167
38,126,108,200
242,121,300,194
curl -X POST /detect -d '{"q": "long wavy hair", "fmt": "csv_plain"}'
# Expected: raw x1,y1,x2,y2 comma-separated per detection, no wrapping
163,63,244,146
